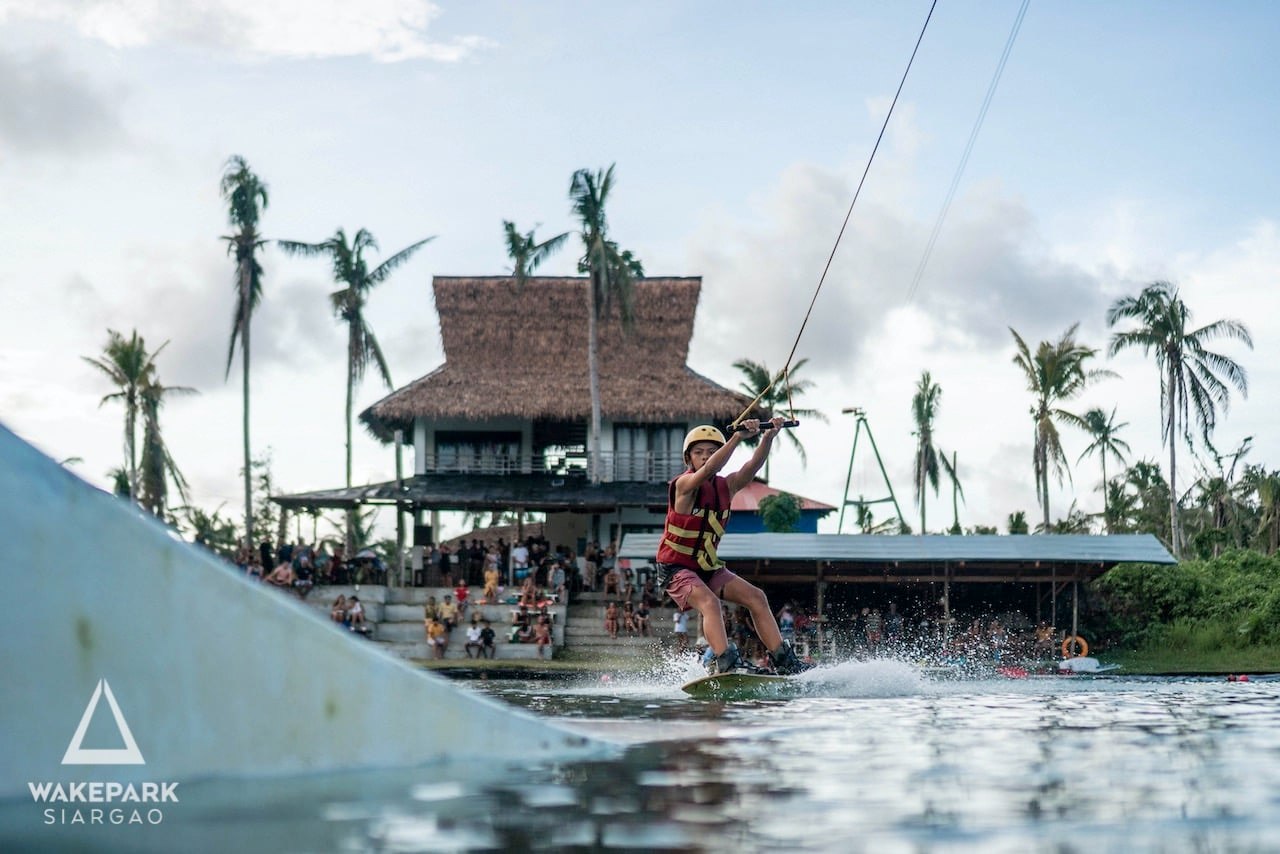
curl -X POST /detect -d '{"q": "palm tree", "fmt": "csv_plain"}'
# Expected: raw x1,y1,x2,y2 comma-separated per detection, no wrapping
731,357,827,480
1007,510,1029,534
1102,479,1139,533
138,377,197,519
1255,470,1280,555
569,164,645,483
909,371,960,534
82,329,162,501
279,227,433,546
1123,459,1172,540
220,155,269,547
503,220,569,288
1077,407,1131,532
1107,280,1252,556
1010,324,1115,532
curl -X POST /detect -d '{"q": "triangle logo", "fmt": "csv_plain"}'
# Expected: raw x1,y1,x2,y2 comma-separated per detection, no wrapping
61,679,146,765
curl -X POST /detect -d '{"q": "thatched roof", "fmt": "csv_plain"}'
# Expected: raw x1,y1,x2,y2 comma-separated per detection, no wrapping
362,277,756,438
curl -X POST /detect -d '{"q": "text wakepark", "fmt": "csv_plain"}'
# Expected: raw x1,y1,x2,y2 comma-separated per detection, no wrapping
29,781,178,825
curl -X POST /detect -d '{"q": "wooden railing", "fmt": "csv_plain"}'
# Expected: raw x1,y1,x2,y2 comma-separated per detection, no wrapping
420,451,684,482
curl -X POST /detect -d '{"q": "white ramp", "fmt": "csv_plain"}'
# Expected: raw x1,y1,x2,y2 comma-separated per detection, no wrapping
0,424,606,798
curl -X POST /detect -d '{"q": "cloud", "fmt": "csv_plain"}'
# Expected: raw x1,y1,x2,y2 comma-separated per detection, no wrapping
686,163,1110,386
0,0,495,63
0,48,126,155
62,246,344,391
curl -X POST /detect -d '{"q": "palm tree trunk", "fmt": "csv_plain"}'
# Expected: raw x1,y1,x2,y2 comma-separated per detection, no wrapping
241,301,253,548
1101,455,1109,534
1039,440,1050,532
126,391,138,502
345,325,356,554
587,283,602,485
918,444,927,535
1167,361,1180,557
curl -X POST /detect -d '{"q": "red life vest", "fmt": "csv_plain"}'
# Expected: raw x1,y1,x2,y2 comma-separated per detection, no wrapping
655,474,731,578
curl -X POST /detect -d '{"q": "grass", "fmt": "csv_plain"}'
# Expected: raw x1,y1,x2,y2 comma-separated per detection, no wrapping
1103,645,1280,675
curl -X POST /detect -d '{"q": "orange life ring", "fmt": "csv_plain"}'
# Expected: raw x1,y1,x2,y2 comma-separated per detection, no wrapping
1061,635,1089,658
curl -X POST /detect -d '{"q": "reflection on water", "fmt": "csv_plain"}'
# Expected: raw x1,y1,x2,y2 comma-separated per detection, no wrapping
4,659,1279,852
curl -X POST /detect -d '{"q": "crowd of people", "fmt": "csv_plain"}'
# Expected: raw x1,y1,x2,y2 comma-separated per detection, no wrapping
234,538,386,597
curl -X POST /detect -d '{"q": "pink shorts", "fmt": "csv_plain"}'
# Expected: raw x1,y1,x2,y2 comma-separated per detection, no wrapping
665,566,739,612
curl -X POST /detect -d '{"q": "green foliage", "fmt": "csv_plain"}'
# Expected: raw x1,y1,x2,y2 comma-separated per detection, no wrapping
1007,511,1029,534
1089,550,1280,651
758,493,801,533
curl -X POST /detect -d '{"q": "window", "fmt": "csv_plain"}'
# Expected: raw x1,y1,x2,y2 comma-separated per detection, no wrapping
612,424,685,481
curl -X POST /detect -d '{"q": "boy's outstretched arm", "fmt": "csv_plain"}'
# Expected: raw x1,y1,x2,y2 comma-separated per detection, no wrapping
725,416,786,494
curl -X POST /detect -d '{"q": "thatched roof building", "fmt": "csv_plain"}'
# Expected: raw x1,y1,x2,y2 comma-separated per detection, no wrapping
361,276,755,440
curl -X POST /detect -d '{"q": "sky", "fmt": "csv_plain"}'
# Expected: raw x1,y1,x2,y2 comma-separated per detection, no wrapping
2,0,1277,542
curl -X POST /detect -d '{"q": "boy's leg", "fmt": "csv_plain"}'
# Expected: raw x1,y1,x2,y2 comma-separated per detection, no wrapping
685,584,729,654
719,577,783,652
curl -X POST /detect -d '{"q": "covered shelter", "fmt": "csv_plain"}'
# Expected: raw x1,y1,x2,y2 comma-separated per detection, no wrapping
619,532,1176,641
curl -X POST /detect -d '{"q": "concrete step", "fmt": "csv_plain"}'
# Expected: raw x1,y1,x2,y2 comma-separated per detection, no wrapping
379,640,553,661
373,619,566,645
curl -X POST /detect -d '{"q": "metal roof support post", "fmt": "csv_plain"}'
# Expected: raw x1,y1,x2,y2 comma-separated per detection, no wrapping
1071,570,1080,648
394,430,406,588
816,561,825,618
943,563,952,649
1051,564,1057,632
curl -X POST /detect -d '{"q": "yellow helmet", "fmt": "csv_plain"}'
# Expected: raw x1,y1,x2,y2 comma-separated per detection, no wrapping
682,425,726,456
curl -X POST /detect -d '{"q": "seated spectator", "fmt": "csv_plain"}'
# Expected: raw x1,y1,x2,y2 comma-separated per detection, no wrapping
437,595,459,632
509,621,535,644
534,617,552,659
519,576,538,607
347,596,366,629
292,563,314,599
453,583,470,619
479,620,496,658
329,594,349,623
464,620,484,659
512,605,531,631
620,570,636,604
634,602,651,637
423,595,439,624
426,617,447,659
604,601,619,640
641,578,658,608
621,601,637,636
264,562,296,589
601,565,621,597
246,559,265,581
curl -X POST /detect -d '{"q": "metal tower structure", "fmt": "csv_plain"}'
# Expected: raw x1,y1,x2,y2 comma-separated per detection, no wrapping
836,407,906,534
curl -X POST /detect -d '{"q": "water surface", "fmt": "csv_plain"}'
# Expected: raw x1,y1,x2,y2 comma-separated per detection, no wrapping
5,659,1278,852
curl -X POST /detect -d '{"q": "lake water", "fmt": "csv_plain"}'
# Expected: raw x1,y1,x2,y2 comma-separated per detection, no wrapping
5,659,1279,853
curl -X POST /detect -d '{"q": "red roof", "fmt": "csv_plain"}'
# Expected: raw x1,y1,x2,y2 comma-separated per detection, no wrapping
730,480,836,513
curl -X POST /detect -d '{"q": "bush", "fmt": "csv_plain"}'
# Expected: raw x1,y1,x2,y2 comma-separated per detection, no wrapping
1089,550,1280,650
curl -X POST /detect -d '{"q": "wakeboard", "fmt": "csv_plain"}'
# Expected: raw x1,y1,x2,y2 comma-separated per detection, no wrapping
681,670,804,700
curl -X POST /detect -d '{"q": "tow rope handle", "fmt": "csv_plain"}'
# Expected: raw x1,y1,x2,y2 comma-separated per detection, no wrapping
727,420,799,434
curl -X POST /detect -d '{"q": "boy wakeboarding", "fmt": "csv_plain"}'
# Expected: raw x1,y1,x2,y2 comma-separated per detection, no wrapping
655,417,811,675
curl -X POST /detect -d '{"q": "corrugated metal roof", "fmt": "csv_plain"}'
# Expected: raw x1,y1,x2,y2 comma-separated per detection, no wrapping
618,533,1176,565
